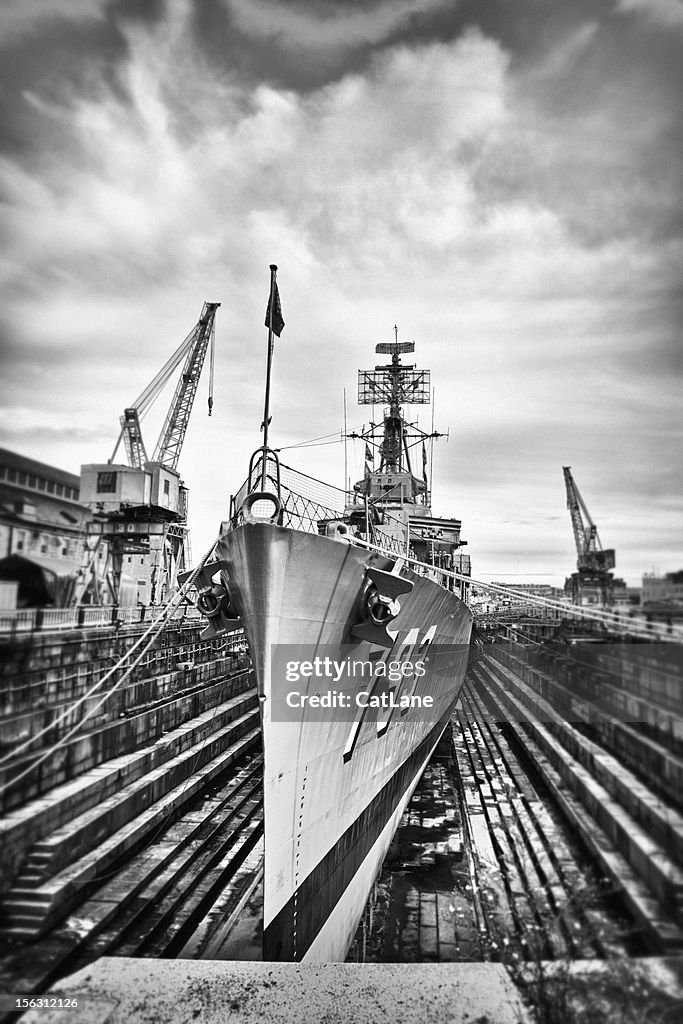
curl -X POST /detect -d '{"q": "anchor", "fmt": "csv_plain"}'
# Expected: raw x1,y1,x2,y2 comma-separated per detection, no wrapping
178,560,241,640
351,565,413,648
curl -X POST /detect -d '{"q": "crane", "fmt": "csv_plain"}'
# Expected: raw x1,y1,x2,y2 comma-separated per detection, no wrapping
563,466,615,605
76,302,220,608
111,302,219,470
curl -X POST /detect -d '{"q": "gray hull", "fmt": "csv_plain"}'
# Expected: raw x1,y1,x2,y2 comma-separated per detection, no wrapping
217,522,473,961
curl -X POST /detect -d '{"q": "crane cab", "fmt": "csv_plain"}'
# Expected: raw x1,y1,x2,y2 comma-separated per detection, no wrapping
79,462,182,517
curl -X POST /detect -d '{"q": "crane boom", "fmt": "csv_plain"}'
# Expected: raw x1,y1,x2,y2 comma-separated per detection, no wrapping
563,466,591,563
563,466,615,573
153,302,220,470
120,408,148,468
110,302,219,469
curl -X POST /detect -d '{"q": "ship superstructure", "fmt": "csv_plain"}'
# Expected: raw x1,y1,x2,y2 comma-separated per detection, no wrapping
344,331,470,588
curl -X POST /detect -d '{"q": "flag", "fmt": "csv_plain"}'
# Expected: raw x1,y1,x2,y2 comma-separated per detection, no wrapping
364,442,373,476
265,282,285,337
422,442,428,484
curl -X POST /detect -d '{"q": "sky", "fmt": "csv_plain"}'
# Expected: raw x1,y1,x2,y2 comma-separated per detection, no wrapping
0,0,681,587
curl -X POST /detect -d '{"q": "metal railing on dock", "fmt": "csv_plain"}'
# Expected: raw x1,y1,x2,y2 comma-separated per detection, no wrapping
0,604,201,637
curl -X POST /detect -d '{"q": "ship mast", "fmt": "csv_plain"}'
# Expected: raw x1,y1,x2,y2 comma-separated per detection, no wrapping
379,325,407,473
349,328,442,507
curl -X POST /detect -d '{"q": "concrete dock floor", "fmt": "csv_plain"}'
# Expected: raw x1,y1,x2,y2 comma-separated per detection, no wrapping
18,958,531,1023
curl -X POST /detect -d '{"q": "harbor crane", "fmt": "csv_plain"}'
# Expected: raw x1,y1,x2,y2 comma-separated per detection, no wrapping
563,466,615,606
111,302,219,471
76,302,220,607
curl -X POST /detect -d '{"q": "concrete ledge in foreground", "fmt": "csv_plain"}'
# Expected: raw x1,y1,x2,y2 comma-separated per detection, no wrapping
18,958,530,1024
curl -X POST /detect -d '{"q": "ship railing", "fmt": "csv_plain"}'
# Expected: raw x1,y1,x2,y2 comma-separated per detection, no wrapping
371,529,460,589
230,461,463,572
412,564,458,590
0,602,201,637
373,529,406,558
230,448,283,525
246,446,282,498
231,457,347,534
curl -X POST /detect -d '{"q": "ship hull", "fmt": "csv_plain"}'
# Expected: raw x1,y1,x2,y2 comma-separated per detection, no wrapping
217,521,472,962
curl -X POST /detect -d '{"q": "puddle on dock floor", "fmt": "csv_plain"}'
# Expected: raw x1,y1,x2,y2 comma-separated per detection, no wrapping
178,840,264,961
349,734,486,963
205,879,263,960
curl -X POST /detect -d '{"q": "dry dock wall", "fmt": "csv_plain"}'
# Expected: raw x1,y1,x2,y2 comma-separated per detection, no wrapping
0,619,260,903
471,642,683,951
0,621,249,809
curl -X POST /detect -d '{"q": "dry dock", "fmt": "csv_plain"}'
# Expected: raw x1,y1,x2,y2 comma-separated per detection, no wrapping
1,614,683,1022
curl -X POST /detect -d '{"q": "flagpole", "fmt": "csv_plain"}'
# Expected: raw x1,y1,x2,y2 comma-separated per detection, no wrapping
261,263,277,489
343,388,348,505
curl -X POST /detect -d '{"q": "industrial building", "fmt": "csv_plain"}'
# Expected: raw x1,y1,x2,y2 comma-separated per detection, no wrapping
642,571,683,607
0,448,97,606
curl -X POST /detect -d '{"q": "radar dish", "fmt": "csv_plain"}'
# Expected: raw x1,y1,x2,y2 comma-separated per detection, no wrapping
375,342,415,354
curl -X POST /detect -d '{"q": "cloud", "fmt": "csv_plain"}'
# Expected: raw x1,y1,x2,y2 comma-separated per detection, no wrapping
222,0,451,53
0,412,107,448
526,20,599,81
615,0,683,30
0,23,513,316
0,0,108,41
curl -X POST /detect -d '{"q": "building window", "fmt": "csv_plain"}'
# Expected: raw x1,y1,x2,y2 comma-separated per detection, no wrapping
28,474,36,488
56,483,64,496
18,471,27,484
163,479,170,495
47,480,55,494
8,468,16,482
38,478,47,491
97,471,117,493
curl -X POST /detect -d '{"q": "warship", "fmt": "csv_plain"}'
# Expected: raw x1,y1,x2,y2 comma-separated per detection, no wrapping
185,273,473,961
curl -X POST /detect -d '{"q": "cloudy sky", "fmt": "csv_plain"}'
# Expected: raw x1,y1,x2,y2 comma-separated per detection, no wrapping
0,0,680,586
